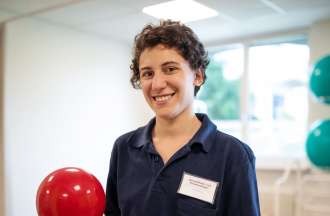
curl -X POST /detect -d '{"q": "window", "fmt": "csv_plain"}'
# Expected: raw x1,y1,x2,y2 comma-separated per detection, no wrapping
196,39,309,160
196,46,243,138
247,43,309,158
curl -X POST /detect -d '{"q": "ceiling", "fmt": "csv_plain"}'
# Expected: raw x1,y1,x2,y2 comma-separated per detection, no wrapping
0,0,330,45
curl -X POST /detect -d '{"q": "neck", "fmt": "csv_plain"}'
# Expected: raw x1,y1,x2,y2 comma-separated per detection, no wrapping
153,107,200,139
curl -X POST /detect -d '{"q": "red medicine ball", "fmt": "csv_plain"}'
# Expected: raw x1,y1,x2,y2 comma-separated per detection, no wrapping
36,167,105,216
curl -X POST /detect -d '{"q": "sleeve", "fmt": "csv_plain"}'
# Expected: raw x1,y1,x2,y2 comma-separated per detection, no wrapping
222,154,261,216
104,141,121,216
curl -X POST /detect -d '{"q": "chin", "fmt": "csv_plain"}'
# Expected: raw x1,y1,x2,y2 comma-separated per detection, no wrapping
154,109,178,120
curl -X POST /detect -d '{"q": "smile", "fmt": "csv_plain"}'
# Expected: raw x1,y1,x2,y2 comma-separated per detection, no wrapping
153,93,175,102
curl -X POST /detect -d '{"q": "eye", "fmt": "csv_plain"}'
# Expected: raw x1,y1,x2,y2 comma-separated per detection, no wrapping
141,70,153,79
164,66,178,74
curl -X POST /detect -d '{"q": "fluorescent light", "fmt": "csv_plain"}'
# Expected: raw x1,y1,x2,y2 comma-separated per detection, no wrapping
260,0,286,14
142,0,218,23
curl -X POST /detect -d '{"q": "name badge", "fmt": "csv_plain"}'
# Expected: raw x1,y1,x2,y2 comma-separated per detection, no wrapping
177,172,219,204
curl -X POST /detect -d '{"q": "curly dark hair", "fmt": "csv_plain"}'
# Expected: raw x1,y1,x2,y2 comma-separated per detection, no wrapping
130,20,209,96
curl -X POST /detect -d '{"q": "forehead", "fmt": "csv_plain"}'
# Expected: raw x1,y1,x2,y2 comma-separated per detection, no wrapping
139,44,186,67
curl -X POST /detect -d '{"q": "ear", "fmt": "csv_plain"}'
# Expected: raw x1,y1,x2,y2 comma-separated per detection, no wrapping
193,69,204,87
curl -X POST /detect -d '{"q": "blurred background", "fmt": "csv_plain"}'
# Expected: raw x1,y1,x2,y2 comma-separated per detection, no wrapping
0,0,330,215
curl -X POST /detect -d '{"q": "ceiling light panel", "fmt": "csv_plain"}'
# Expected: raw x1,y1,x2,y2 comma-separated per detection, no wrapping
142,0,218,23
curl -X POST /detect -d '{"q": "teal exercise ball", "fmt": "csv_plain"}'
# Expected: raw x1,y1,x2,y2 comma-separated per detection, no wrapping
306,119,330,168
309,55,330,104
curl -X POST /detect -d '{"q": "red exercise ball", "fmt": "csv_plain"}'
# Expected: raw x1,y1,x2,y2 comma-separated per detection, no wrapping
36,167,105,216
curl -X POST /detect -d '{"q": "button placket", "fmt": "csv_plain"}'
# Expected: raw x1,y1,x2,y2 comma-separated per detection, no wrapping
149,154,163,176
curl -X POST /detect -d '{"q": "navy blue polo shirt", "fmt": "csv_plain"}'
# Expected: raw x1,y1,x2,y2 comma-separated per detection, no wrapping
105,114,260,216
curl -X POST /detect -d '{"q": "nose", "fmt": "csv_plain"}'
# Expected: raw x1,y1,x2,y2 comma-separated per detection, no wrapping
151,72,167,91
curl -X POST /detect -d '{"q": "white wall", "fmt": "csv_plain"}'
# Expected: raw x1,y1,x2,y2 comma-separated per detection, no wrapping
0,23,5,216
3,18,151,216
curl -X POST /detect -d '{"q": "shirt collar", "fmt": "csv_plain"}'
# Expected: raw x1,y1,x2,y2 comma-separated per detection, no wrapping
132,113,217,153
188,113,217,152
132,118,155,149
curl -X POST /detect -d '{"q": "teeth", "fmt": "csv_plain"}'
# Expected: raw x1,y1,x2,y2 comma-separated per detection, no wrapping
154,94,172,102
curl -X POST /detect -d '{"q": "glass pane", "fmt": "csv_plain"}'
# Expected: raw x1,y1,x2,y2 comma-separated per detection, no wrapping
247,43,309,157
196,47,243,138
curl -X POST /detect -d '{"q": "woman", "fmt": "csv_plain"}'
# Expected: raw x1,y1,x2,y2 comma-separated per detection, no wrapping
105,20,260,216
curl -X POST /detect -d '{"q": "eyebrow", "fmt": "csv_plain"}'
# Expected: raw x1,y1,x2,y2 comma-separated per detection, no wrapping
161,61,180,67
140,61,180,71
140,66,152,71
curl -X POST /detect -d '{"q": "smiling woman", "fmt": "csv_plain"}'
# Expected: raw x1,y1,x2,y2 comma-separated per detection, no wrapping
104,20,261,216
138,44,202,120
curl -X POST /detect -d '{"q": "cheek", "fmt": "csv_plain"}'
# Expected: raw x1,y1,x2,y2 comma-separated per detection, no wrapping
184,75,196,92
141,85,148,96
141,83,151,100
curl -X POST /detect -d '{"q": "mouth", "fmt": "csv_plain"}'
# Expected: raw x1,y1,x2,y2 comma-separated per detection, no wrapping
152,93,175,103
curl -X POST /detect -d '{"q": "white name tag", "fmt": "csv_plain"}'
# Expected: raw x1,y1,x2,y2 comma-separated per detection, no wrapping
177,172,219,204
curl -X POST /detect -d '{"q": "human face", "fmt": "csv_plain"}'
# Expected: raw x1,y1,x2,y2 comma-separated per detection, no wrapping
139,44,203,120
